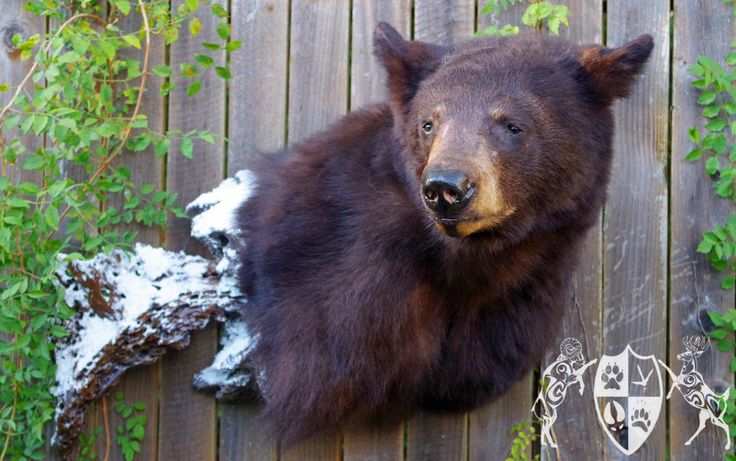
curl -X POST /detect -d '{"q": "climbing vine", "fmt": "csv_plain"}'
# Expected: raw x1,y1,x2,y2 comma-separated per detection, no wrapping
0,1,237,459
477,0,570,37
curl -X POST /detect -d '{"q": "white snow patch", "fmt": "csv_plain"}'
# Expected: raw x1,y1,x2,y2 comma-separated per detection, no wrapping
53,243,240,398
187,169,255,242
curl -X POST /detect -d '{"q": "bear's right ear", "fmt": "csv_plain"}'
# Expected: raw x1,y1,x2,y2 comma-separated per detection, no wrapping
373,22,447,112
577,34,654,106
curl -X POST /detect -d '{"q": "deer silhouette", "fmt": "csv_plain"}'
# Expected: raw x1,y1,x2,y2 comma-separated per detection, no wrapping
658,336,730,449
532,338,597,448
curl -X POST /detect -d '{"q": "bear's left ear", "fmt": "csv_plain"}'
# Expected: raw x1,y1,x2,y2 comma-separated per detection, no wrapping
578,34,654,105
373,22,448,113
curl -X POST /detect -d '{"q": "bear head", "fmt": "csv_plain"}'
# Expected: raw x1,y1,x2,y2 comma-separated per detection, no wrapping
374,22,653,243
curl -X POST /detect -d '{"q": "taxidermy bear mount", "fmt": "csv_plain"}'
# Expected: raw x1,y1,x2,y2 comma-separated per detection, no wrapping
51,22,654,456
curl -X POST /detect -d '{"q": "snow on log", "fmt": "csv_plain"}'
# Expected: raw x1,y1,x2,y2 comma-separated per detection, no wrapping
51,170,258,458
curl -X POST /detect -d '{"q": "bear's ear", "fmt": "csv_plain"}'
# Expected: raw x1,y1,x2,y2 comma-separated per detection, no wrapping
373,22,447,112
577,34,654,105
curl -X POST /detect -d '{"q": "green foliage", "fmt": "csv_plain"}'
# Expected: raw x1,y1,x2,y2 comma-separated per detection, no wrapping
0,1,238,458
113,392,146,461
478,0,569,37
505,421,540,461
687,3,736,459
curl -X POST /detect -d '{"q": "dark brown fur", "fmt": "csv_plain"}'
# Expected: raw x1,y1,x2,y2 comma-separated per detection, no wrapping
237,24,653,445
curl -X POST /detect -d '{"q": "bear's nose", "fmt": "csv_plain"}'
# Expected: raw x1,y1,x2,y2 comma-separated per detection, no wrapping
422,169,473,216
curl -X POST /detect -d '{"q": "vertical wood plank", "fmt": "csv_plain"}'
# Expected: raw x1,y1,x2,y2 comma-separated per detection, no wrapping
220,0,288,460
414,0,475,45
537,2,605,461
670,1,735,459
350,0,411,109
286,0,349,144
341,2,411,460
157,2,227,460
0,2,44,184
280,1,349,459
407,2,475,460
97,5,167,460
603,1,670,460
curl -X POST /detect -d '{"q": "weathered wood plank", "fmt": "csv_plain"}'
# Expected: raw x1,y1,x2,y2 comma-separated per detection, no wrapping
98,5,166,460
349,0,411,109
537,2,605,460
341,2,411,460
287,0,349,144
227,0,289,173
406,3,476,459
157,1,227,460
0,2,44,184
603,1,670,460
670,1,735,459
279,1,349,459
220,1,288,460
414,0,475,45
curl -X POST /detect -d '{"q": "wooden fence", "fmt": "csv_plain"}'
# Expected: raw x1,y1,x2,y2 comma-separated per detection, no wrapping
2,0,735,460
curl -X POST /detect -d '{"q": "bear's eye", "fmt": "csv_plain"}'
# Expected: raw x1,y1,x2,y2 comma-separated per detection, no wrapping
507,124,522,135
421,122,434,135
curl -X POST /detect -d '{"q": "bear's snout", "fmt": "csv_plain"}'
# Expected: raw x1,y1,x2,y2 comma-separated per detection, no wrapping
422,168,474,218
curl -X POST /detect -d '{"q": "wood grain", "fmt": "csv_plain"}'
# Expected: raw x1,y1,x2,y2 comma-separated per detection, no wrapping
669,1,736,459
157,1,227,460
220,1,288,460
603,1,670,460
287,0,349,144
414,0,475,44
278,1,349,459
0,2,44,184
349,0,411,109
537,2,605,460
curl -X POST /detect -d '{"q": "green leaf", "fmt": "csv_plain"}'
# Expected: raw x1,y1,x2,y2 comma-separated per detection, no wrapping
688,127,700,144
215,66,232,79
0,83,9,92
153,64,172,78
685,148,702,161
180,138,193,159
155,138,170,157
123,34,141,50
180,63,198,78
723,276,736,290
45,206,60,230
216,23,231,40
703,104,721,118
698,91,717,105
185,0,199,11
226,40,243,52
705,119,727,132
211,3,228,18
712,328,729,340
22,154,44,170
203,42,221,51
112,0,131,15
194,54,214,67
189,18,202,36
187,80,201,97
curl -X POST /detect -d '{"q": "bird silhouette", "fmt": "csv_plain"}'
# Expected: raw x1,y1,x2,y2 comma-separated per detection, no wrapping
632,365,652,388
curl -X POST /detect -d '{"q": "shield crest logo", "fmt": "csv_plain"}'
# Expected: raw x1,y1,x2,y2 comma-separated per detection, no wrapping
593,345,663,455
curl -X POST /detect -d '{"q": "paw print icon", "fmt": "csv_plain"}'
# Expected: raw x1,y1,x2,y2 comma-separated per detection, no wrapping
631,408,651,432
601,363,624,390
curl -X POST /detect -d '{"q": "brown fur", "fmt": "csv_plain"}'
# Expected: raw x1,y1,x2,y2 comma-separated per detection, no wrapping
236,24,653,445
